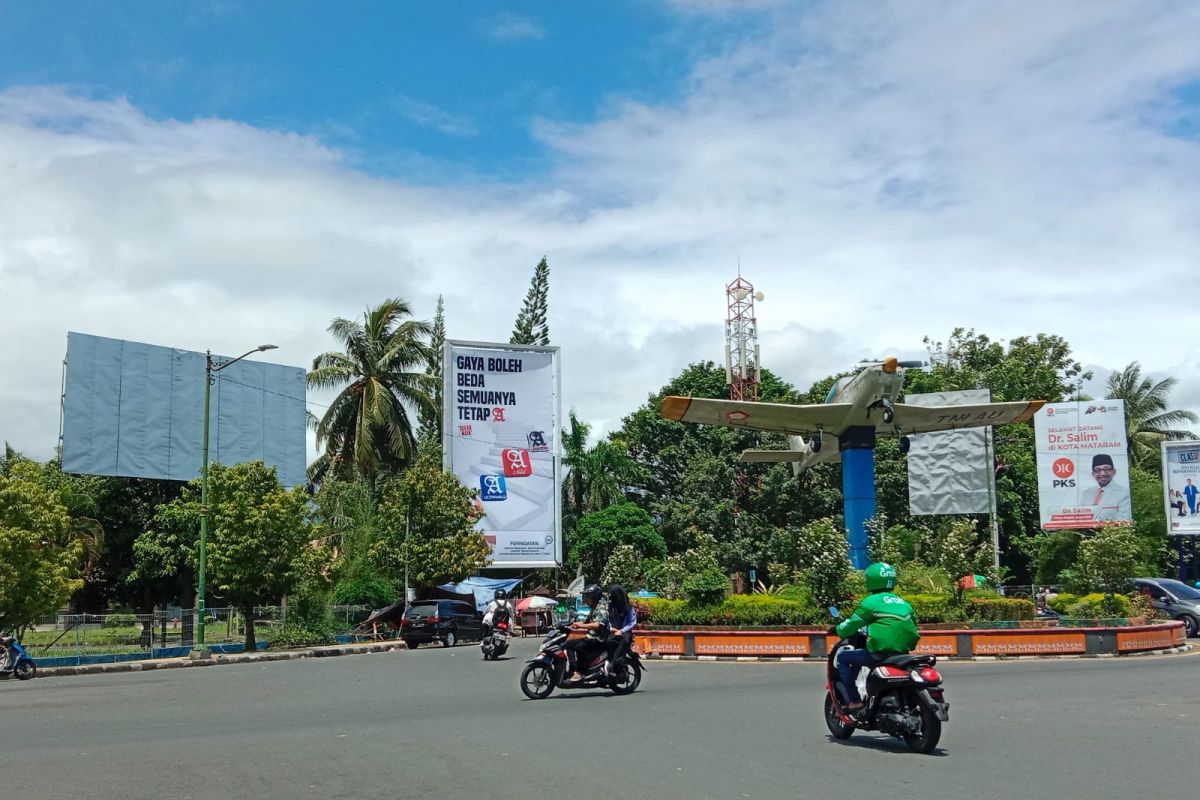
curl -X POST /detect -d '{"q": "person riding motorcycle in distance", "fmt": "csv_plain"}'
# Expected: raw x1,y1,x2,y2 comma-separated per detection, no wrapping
566,584,609,682
482,588,516,638
834,562,921,712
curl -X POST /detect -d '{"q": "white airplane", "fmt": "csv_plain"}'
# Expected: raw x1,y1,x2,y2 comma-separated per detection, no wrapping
660,357,1045,473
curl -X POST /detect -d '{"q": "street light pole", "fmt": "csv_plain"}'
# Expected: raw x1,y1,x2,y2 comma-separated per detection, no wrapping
196,344,278,654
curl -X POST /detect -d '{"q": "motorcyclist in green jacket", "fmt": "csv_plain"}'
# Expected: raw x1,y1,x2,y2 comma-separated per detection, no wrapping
834,562,921,711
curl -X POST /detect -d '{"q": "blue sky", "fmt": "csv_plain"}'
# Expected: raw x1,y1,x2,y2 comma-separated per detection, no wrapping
0,2,764,180
1,2,1199,459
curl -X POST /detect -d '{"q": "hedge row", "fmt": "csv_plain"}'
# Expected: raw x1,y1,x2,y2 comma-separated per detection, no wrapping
1047,592,1131,618
635,594,1036,627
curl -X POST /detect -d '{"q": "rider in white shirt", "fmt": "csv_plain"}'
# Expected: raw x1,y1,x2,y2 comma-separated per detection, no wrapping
482,588,516,637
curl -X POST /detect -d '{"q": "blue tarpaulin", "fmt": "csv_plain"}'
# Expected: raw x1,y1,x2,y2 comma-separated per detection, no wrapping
438,577,523,612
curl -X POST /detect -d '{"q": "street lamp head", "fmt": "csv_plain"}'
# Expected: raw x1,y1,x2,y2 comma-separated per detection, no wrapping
257,344,278,352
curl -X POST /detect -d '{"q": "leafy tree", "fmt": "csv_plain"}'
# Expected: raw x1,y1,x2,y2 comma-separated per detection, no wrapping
570,502,667,581
600,544,643,591
313,477,396,607
561,410,590,530
784,517,853,608
1105,362,1198,467
308,298,436,485
0,472,84,633
645,534,722,599
510,256,550,346
374,454,491,588
133,461,324,648
681,567,729,606
1074,522,1144,613
931,518,996,604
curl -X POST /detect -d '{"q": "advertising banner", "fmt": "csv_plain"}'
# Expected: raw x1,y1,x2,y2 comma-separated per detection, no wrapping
61,332,306,486
443,340,561,567
906,389,995,515
1163,441,1200,535
1034,401,1131,529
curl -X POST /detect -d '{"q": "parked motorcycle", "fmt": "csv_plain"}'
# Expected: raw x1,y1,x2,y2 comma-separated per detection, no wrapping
824,608,948,754
481,619,511,660
519,624,642,699
0,635,37,681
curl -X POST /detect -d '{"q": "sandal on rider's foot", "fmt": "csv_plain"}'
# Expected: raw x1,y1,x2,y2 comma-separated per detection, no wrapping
568,673,585,683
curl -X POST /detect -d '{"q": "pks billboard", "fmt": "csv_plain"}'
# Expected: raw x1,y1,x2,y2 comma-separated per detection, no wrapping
1034,401,1131,529
1163,441,1200,535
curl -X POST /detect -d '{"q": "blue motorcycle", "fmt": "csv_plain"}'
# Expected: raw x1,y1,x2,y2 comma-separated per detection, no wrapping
0,635,37,680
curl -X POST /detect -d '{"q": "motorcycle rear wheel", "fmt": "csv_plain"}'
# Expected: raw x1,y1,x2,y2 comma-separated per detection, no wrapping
14,660,36,681
824,693,855,739
520,663,556,700
902,699,941,754
610,661,641,695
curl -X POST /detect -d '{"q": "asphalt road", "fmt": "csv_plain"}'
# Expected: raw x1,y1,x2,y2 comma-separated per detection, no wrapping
2,638,1197,800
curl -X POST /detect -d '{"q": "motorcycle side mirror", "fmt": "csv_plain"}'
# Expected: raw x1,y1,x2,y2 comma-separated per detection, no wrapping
828,606,840,619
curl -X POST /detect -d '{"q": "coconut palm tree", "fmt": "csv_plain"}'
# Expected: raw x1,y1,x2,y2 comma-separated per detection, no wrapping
1105,362,1198,466
561,411,590,527
308,299,436,485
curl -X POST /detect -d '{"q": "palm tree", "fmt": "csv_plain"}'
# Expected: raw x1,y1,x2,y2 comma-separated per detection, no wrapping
561,411,591,526
308,299,436,485
1105,362,1198,466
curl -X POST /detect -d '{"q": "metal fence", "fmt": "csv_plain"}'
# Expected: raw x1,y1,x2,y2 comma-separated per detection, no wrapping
22,605,378,665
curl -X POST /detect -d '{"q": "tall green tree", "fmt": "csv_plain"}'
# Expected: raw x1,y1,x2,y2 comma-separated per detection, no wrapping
0,470,84,633
374,453,492,588
1104,361,1198,467
569,502,667,582
510,256,550,346
308,298,436,485
561,410,591,529
419,295,447,451
134,461,324,649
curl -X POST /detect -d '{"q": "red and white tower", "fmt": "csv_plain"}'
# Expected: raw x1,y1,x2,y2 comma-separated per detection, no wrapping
725,274,763,401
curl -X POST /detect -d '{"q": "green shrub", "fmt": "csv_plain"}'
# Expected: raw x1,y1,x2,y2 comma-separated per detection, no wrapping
331,574,396,608
906,594,955,623
639,595,822,627
682,567,729,606
968,597,1035,621
103,613,138,629
1064,592,1130,618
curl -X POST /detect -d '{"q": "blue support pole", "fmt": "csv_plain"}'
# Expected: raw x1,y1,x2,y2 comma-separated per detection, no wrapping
840,426,876,570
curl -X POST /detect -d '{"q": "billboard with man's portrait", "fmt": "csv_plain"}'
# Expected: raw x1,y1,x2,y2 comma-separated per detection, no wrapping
1163,441,1200,535
1034,401,1131,529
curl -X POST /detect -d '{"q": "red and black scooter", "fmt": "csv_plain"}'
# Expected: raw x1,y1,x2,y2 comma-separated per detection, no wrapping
824,608,949,754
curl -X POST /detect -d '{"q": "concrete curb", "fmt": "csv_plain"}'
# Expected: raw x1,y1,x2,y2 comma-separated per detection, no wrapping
643,644,1193,664
34,642,406,679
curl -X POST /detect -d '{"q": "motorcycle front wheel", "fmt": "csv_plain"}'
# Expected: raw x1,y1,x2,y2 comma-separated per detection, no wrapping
14,660,36,681
824,693,855,739
520,662,556,700
902,698,942,754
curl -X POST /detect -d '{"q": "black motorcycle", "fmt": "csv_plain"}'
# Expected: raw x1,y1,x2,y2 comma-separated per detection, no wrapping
824,611,948,754
481,617,511,660
519,624,642,699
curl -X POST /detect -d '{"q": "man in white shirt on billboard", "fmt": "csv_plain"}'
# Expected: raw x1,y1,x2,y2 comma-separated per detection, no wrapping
1085,453,1131,522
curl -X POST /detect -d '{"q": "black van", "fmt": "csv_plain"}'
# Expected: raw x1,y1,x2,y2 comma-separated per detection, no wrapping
401,600,483,649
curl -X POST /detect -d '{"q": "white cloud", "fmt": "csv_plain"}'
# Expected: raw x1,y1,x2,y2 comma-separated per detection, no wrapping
3,1,1200,465
479,14,545,43
391,95,477,137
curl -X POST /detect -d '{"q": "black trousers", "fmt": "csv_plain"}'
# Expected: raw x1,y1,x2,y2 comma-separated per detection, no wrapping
610,631,633,666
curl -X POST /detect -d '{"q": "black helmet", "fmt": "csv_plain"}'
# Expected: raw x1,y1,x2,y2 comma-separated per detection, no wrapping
582,584,603,605
494,588,508,600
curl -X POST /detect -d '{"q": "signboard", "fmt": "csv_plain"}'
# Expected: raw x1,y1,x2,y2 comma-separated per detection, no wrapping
443,340,561,567
1033,401,1131,529
906,389,995,515
1163,440,1200,535
61,332,306,486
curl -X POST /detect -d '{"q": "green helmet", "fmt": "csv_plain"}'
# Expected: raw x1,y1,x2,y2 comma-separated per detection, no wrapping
865,562,898,592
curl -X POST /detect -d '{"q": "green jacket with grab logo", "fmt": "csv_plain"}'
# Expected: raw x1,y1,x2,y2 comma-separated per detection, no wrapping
835,592,921,654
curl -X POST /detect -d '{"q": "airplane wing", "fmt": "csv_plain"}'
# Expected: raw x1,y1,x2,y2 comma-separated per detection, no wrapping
660,396,852,435
891,400,1044,433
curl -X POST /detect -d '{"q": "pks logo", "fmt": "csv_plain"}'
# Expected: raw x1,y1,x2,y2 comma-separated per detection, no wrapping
1046,407,1055,416
527,430,549,452
502,449,533,478
1052,457,1076,488
480,474,507,501
1181,450,1200,463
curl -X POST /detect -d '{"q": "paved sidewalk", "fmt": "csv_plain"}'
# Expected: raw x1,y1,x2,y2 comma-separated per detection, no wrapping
31,641,406,679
